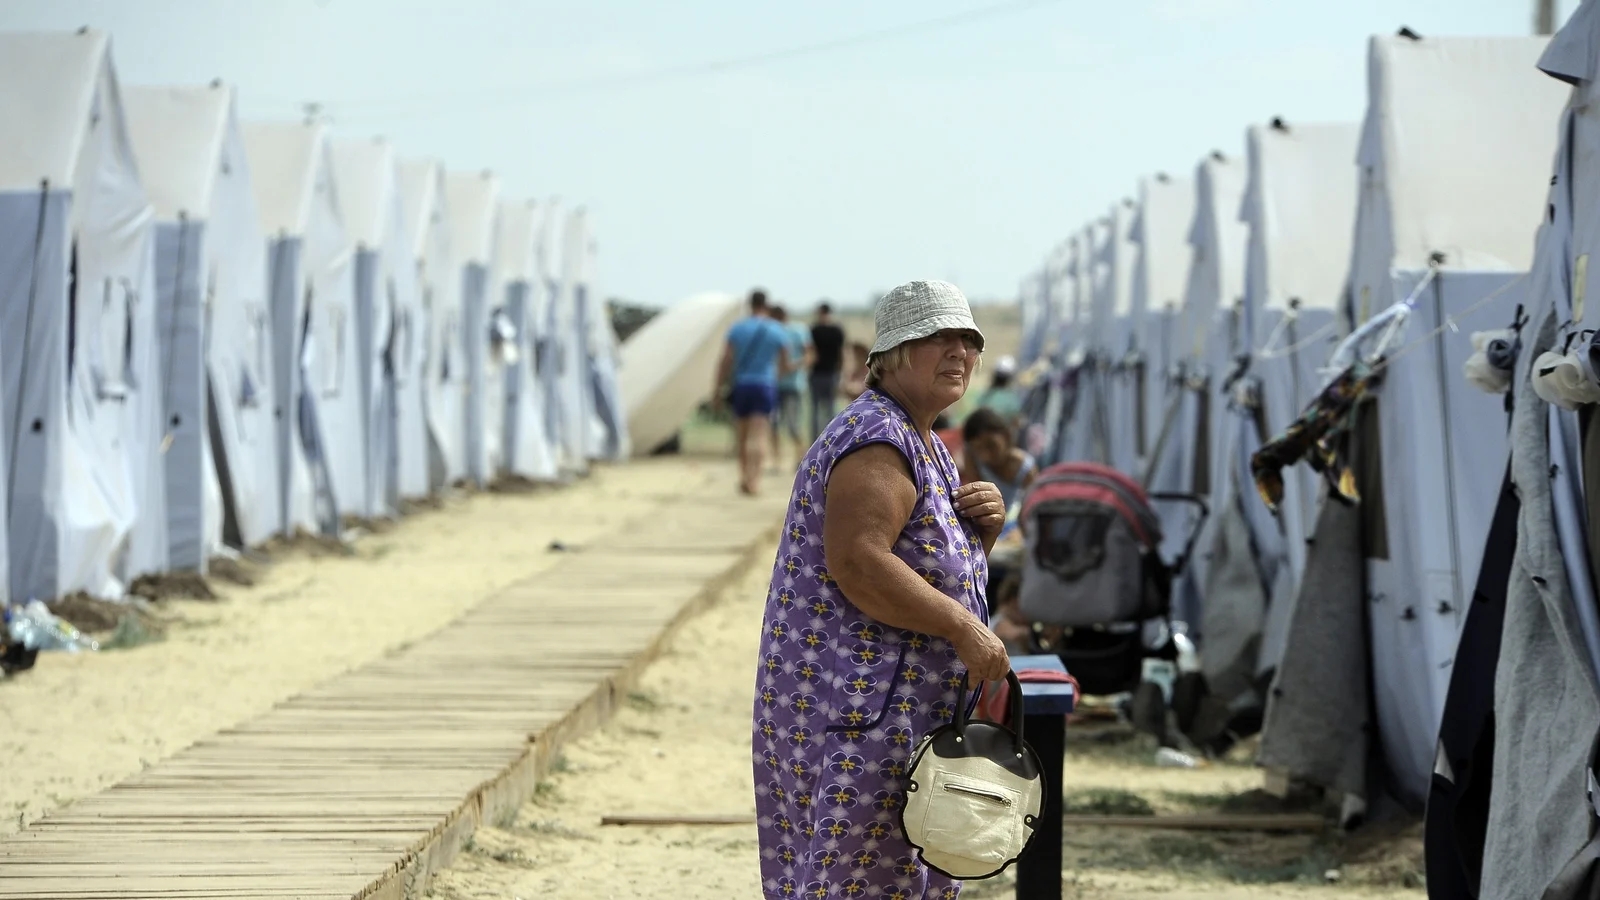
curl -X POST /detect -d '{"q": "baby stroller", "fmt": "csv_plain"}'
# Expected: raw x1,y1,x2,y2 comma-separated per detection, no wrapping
1013,462,1207,741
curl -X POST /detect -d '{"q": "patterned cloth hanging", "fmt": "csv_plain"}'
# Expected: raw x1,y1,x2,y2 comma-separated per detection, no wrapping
1250,362,1385,513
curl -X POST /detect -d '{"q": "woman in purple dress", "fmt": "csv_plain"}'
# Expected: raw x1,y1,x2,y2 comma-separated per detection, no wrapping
752,281,1011,900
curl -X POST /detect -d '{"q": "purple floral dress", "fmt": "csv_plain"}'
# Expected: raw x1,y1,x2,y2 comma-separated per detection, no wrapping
752,389,989,900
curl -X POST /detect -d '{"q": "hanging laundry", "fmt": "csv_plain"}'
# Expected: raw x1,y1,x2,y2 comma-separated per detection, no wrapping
1463,328,1520,395
1250,362,1384,513
1532,346,1600,410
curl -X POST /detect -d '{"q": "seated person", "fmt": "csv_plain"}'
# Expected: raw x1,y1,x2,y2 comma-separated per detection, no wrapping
958,407,1037,533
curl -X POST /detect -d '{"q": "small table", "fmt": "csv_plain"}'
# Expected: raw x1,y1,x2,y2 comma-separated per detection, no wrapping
1009,652,1075,900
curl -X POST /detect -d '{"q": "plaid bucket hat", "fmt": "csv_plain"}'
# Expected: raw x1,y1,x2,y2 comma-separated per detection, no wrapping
870,280,986,357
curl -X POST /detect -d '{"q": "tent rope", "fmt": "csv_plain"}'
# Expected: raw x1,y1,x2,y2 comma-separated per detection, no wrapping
1367,272,1529,376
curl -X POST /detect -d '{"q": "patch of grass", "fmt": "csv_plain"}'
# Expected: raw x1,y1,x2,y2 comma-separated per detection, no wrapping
620,724,663,739
489,847,535,867
1062,788,1155,817
516,817,594,841
1220,850,1336,885
99,613,166,651
530,781,561,807
627,690,660,712
1066,723,1161,766
548,753,572,774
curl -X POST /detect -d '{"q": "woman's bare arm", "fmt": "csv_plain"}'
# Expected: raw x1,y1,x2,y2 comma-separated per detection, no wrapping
823,444,1008,681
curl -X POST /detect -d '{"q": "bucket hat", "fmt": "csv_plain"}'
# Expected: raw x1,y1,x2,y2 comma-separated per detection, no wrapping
870,280,985,357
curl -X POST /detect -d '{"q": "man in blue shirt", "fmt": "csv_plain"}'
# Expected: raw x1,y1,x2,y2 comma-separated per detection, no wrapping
770,305,813,470
713,289,791,495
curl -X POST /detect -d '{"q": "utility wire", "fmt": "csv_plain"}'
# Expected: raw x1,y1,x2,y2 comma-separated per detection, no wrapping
316,0,1065,122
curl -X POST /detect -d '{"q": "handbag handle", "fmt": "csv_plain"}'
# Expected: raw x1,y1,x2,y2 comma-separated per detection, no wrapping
953,669,1026,755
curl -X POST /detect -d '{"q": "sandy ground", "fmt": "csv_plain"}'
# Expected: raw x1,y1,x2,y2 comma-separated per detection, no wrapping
426,556,1428,900
0,458,729,836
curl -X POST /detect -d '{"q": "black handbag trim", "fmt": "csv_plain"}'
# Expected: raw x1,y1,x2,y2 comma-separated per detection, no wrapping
896,669,1048,882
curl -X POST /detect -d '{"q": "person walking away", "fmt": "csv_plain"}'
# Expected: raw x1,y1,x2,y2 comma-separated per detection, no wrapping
808,302,846,438
975,355,1024,431
752,279,1009,900
958,407,1037,532
771,305,813,469
713,290,791,495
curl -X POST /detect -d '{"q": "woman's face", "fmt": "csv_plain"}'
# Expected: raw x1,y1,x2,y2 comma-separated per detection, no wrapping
901,329,981,412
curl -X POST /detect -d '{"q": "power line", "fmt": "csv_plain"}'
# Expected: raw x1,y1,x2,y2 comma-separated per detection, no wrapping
321,0,1066,123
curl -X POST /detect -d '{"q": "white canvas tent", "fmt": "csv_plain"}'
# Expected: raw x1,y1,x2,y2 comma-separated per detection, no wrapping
569,209,628,461
1054,221,1113,466
1349,34,1560,806
331,137,426,515
494,197,560,481
1237,120,1361,614
621,292,743,456
241,120,357,537
0,29,166,602
397,158,463,493
1133,173,1195,476
444,170,502,488
124,82,278,568
1102,199,1143,475
1175,151,1248,639
1464,15,1600,893
1261,33,1565,812
547,204,590,475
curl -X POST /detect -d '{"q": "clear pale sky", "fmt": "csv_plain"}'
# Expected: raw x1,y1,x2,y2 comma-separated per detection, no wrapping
0,0,1579,308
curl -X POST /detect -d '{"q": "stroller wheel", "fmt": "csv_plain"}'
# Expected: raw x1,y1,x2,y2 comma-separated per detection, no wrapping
1129,680,1168,745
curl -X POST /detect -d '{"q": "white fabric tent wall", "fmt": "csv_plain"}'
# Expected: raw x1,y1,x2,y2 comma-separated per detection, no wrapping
1240,121,1361,597
1179,151,1249,608
1367,270,1526,803
445,170,502,489
621,292,743,456
331,137,423,516
1018,267,1046,367
397,158,464,492
1475,21,1600,892
1236,120,1361,680
125,82,279,568
0,30,164,601
571,209,628,461
1133,173,1195,474
1342,33,1566,806
1056,220,1114,466
1102,200,1143,474
494,198,559,481
549,202,591,476
1348,35,1566,326
241,120,356,536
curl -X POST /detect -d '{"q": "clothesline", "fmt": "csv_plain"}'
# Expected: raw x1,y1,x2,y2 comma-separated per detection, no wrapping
1317,271,1529,382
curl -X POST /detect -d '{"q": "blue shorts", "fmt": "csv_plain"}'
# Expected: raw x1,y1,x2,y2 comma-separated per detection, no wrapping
729,383,778,419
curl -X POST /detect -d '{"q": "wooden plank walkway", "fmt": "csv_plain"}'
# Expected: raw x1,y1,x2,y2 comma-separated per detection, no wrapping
0,468,785,899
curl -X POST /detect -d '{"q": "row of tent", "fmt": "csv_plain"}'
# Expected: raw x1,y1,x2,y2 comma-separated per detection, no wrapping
1017,15,1600,900
0,29,630,607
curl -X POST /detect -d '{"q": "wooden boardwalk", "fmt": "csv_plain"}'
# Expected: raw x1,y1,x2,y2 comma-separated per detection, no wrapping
0,466,785,899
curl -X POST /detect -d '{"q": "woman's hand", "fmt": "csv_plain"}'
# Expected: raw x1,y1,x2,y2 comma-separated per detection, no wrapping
953,481,1007,544
952,616,1010,683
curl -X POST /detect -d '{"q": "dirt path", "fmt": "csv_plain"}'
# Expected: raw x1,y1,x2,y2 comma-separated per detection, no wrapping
427,556,1428,900
0,459,731,836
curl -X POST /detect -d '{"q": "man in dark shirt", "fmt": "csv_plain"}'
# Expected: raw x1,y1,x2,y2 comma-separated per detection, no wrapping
807,302,846,439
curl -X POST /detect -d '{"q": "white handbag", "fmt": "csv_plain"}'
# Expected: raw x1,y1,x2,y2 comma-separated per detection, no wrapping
900,670,1046,880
